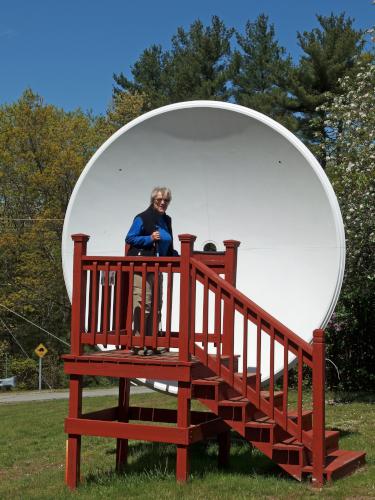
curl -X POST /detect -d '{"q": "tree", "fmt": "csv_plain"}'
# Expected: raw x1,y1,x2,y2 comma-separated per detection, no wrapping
231,14,297,131
322,62,375,390
107,92,146,130
113,44,169,112
289,13,366,158
166,16,234,102
0,90,109,356
112,16,234,120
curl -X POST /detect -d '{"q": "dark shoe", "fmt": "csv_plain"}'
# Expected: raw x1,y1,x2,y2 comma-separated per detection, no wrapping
157,347,168,354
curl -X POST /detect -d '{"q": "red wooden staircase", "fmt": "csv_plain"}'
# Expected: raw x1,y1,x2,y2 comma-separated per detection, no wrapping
63,233,365,490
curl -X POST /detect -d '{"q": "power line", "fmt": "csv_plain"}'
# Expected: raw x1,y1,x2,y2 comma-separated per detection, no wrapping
1,318,53,390
0,318,29,359
0,303,70,347
0,218,64,221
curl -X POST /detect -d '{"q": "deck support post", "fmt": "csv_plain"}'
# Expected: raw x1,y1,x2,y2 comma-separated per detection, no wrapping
66,374,82,489
116,377,131,472
176,381,191,481
312,328,326,487
218,430,231,468
65,234,88,490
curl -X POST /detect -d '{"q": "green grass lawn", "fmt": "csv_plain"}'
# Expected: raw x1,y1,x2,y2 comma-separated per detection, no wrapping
0,391,374,499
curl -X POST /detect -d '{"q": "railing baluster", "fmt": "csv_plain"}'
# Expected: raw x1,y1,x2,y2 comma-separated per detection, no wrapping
298,347,303,442
102,262,110,348
214,285,222,376
256,317,261,407
126,263,134,347
228,295,235,386
90,262,98,345
242,310,248,397
283,338,289,428
166,263,173,349
140,263,147,348
269,326,275,419
152,263,160,349
85,270,91,335
190,265,196,356
203,275,209,364
114,262,122,348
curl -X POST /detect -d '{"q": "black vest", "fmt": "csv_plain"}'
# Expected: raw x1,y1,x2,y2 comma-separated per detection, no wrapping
127,205,174,256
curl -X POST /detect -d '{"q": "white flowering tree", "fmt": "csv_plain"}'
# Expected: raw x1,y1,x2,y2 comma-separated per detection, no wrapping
322,62,375,390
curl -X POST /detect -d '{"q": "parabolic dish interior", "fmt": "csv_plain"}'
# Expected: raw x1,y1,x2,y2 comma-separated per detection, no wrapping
62,101,345,394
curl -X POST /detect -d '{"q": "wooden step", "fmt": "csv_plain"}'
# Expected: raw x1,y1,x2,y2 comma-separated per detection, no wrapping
219,396,250,407
302,449,366,481
191,376,237,400
272,437,306,467
273,437,304,451
287,409,313,431
218,396,251,422
245,415,275,429
235,370,256,388
305,430,340,454
261,390,284,409
208,353,240,372
274,430,339,453
191,376,225,401
245,416,275,443
192,376,223,386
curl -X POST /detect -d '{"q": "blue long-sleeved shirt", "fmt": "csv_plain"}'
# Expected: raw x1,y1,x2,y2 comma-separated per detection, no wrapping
125,215,173,256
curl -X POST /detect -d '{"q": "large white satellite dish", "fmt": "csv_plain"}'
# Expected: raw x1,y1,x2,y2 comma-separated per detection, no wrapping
62,101,345,394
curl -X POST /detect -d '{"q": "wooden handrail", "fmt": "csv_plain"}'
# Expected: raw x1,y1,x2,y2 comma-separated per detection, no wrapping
190,257,313,356
189,256,324,451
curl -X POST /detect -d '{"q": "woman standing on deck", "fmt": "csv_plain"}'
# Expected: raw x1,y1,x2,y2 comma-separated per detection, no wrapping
126,187,177,355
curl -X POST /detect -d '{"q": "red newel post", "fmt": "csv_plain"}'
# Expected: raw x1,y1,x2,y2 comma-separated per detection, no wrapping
70,234,89,356
312,328,326,487
178,234,196,362
222,240,240,356
223,240,240,287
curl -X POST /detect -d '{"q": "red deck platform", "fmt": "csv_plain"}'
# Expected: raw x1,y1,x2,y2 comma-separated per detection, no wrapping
62,233,365,489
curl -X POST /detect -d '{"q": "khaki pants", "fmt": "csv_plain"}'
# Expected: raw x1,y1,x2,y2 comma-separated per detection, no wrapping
132,273,163,341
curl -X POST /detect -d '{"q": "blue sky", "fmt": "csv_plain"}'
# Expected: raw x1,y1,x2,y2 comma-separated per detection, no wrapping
1,0,373,115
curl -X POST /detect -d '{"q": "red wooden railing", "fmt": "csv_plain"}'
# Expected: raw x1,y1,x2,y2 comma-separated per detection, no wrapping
70,234,237,359
70,232,326,484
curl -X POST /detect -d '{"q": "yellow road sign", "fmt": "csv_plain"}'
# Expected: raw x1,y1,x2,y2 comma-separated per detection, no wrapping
34,343,48,358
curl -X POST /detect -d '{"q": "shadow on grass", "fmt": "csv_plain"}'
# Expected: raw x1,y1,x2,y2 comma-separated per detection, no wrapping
327,427,360,438
329,391,375,404
86,437,290,486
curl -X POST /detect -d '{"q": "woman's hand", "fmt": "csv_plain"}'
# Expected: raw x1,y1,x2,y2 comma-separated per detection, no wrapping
151,231,160,241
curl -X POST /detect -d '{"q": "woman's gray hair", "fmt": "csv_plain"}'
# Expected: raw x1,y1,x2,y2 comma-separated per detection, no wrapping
150,187,172,204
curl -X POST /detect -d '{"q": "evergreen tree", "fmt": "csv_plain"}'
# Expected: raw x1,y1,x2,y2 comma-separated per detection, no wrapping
112,16,234,120
289,13,366,158
113,45,170,111
166,16,234,102
231,14,297,131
